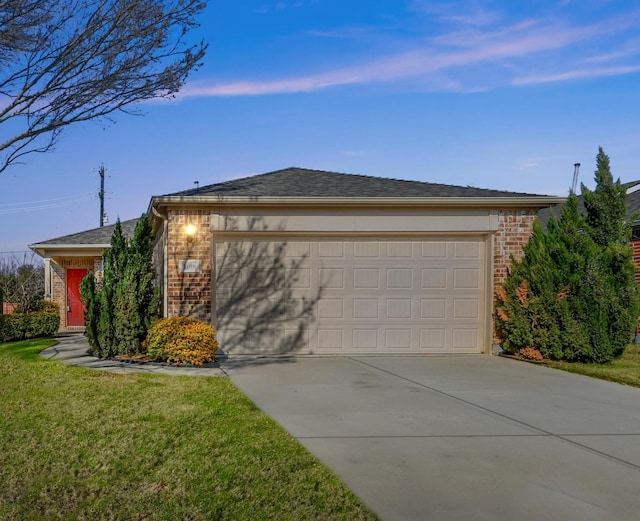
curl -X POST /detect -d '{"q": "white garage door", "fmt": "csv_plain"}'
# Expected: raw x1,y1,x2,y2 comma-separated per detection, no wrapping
214,237,486,355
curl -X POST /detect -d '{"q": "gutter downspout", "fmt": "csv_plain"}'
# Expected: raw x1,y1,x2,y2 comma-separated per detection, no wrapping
151,206,169,318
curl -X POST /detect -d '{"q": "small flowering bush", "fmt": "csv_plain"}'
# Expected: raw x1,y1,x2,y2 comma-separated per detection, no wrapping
145,316,219,366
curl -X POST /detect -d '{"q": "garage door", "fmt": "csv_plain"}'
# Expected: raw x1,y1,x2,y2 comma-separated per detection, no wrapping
214,237,486,355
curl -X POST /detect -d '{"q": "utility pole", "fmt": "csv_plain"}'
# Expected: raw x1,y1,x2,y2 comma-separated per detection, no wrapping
99,164,105,227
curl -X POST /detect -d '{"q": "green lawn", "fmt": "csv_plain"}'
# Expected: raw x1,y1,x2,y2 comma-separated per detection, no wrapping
540,343,640,388
0,339,378,521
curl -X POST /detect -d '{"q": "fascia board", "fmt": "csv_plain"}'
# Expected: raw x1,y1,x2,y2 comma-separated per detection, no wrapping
29,244,109,257
150,195,566,210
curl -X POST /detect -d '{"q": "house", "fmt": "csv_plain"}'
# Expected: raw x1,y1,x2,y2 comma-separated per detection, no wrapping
31,167,564,354
30,219,139,329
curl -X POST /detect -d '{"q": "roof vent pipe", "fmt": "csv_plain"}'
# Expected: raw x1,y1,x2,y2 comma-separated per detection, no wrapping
571,163,581,193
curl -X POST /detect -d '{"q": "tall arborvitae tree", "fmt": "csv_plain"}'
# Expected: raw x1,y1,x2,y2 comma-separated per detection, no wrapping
129,214,160,343
81,215,159,357
79,273,100,352
112,215,159,354
95,220,126,357
581,147,640,361
582,147,628,247
496,148,640,363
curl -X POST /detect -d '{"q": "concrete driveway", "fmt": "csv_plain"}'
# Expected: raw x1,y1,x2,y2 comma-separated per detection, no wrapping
228,355,640,521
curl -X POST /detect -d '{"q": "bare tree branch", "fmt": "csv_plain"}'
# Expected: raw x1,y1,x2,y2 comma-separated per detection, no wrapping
0,0,207,174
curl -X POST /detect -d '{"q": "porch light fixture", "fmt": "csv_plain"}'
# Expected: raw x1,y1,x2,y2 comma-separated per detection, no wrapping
185,223,197,242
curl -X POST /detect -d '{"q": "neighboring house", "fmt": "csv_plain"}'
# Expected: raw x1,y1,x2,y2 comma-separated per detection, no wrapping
31,167,563,354
30,219,139,330
2,302,17,314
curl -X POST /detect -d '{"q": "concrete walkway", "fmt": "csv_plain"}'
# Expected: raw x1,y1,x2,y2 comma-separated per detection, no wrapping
40,332,228,376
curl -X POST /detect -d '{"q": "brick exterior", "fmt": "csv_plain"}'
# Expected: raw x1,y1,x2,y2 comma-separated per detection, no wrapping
50,257,100,329
492,210,538,344
632,240,640,336
632,240,640,284
493,210,538,289
2,302,17,314
158,208,540,337
51,263,66,327
165,209,212,322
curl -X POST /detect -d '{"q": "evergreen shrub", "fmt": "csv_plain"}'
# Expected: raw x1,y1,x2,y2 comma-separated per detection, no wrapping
145,317,219,366
495,148,640,363
80,215,159,358
0,302,60,342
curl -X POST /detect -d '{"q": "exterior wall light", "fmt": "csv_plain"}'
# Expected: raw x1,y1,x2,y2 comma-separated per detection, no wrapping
185,223,197,241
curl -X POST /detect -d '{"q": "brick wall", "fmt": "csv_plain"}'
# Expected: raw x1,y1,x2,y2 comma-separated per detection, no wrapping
2,302,17,314
50,257,100,329
492,210,538,345
493,209,538,289
632,240,640,284
166,209,212,322
51,263,66,327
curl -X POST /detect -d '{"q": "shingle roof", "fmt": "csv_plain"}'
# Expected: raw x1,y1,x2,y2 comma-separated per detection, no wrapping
30,218,139,247
538,180,640,228
165,167,547,198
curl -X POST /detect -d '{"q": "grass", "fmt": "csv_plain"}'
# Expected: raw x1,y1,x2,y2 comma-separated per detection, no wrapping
540,343,640,388
0,338,378,521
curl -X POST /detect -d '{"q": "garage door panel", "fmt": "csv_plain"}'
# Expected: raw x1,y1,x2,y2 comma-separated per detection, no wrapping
387,242,413,257
216,237,485,354
453,298,480,319
352,329,378,348
318,241,345,257
354,268,380,289
354,242,379,257
454,268,480,288
386,299,413,319
421,298,447,319
387,268,413,289
420,328,447,350
421,241,447,258
421,268,447,289
452,328,480,349
319,268,344,288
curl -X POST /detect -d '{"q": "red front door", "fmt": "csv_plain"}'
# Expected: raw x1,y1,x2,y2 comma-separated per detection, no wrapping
66,268,88,327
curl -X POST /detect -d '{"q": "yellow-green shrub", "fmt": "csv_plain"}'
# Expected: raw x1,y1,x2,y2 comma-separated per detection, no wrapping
145,316,219,366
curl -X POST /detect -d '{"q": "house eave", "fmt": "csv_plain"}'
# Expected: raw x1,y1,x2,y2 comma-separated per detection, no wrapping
29,243,110,258
149,195,566,211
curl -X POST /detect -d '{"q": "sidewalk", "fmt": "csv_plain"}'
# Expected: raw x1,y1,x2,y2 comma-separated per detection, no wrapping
40,331,228,376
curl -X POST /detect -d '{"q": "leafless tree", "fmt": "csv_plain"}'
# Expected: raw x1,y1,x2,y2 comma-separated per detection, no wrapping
0,251,44,312
0,0,207,174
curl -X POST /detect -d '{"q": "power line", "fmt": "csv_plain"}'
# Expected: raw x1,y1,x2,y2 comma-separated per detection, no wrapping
0,193,94,215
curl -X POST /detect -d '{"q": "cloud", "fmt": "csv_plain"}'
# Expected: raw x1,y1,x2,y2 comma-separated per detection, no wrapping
178,5,640,98
513,64,640,86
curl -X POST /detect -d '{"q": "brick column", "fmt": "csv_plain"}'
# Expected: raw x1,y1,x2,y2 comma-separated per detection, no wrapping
166,209,212,322
493,210,537,289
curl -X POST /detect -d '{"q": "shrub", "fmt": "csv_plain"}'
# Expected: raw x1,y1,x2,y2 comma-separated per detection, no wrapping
145,317,219,366
519,347,543,361
80,215,159,358
496,148,640,364
0,302,60,342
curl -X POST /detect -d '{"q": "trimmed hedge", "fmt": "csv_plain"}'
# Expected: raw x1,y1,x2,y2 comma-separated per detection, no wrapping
145,317,219,366
0,301,60,342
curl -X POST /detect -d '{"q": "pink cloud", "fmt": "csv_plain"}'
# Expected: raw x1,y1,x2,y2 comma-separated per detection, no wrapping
176,9,640,98
513,65,640,86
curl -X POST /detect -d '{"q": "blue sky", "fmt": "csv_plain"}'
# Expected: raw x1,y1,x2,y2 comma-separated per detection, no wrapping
2,0,640,253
